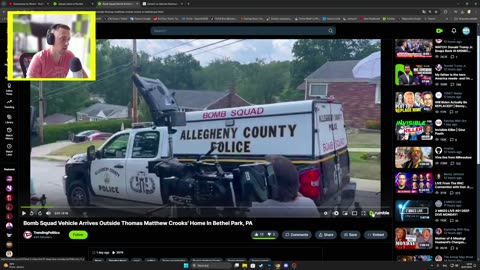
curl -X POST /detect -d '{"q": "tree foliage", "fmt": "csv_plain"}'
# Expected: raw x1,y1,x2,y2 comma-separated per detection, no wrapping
290,39,380,88
32,39,380,119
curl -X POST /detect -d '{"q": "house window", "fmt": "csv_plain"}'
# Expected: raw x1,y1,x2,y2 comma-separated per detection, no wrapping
309,83,328,97
375,84,381,104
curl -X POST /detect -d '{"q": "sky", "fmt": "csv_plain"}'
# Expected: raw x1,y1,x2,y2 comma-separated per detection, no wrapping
110,39,297,66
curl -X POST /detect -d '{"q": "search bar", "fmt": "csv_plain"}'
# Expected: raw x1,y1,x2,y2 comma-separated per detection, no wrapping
191,262,232,269
151,26,336,36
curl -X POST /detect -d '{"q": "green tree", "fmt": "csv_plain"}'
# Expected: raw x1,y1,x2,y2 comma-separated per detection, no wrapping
92,45,134,105
193,59,241,90
290,39,380,88
237,60,290,104
30,81,91,117
161,53,201,89
138,96,152,122
279,87,304,102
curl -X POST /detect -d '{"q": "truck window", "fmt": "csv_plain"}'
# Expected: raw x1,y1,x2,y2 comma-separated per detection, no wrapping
102,133,130,159
132,131,160,158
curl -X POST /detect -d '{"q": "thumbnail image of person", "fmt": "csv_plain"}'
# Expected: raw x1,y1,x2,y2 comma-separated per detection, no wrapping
415,41,425,53
421,92,433,112
412,182,418,190
416,228,433,249
414,92,424,107
27,24,89,78
395,39,408,53
424,182,433,193
420,125,433,140
436,173,442,180
406,39,413,52
419,174,424,181
396,147,432,168
396,173,410,191
419,182,425,190
399,64,417,85
403,91,417,108
395,93,404,108
247,155,320,218
395,227,408,249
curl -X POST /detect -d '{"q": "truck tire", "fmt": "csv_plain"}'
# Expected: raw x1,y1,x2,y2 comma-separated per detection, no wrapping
67,181,90,213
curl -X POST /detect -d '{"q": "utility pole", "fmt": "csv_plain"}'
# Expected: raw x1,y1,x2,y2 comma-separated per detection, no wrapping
38,81,44,144
132,39,138,123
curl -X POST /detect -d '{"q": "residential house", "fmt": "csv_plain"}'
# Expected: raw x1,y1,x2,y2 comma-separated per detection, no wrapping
171,85,251,111
297,60,380,128
77,103,129,122
43,113,76,125
77,86,250,122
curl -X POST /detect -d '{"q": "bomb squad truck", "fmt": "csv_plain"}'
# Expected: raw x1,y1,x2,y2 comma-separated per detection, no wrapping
62,74,356,216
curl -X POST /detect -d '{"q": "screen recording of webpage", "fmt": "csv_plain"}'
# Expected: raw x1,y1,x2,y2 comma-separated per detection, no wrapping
0,0,478,269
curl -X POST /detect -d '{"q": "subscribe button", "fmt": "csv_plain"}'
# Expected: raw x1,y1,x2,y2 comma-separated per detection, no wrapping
69,230,88,240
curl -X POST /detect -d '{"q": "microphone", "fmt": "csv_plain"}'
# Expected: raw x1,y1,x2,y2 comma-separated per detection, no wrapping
70,57,83,78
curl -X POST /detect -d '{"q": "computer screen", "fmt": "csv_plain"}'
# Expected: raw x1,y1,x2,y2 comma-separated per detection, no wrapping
0,0,478,269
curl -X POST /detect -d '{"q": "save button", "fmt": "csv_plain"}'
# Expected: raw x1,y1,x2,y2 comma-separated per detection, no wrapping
69,230,88,240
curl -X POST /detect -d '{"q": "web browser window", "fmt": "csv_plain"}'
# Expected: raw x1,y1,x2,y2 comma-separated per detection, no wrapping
0,1,478,269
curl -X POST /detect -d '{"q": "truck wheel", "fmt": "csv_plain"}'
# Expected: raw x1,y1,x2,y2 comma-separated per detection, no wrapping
67,181,90,211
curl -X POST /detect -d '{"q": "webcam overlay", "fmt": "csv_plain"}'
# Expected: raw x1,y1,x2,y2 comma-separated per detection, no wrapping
7,11,96,81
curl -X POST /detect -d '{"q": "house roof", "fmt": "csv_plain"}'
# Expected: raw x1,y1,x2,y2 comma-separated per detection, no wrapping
297,59,381,90
44,113,75,125
296,82,306,91
306,60,361,82
170,89,228,110
78,103,128,119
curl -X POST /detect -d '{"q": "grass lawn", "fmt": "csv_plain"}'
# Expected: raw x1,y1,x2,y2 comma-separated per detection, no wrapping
349,152,380,180
347,132,381,148
50,141,105,157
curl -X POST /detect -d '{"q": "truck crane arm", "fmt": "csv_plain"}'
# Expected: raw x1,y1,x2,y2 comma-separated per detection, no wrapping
132,74,181,127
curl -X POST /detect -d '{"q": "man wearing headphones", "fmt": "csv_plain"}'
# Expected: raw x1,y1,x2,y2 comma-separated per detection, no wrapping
27,24,88,78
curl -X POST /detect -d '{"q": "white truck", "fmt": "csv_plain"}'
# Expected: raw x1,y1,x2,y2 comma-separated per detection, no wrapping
63,75,355,214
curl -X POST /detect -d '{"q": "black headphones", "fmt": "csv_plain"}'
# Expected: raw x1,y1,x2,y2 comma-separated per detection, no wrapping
46,24,60,45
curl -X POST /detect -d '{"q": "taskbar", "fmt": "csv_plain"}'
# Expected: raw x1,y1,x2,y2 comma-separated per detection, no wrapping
0,259,478,270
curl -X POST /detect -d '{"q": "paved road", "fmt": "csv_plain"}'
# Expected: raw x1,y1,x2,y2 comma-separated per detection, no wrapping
31,159,382,217
352,178,381,209
31,141,73,158
31,159,137,217
31,159,68,207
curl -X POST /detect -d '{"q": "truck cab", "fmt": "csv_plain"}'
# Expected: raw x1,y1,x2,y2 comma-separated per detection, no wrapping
64,126,170,209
